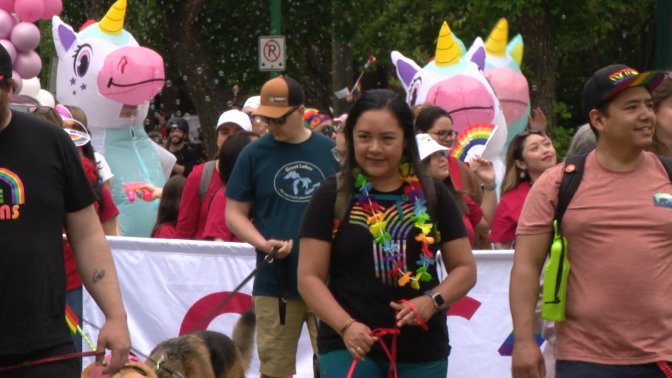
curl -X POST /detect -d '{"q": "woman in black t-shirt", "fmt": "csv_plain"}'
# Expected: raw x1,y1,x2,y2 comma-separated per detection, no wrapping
298,89,476,378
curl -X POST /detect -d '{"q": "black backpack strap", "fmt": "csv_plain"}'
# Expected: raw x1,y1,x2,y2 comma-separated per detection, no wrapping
199,160,216,201
657,155,672,182
555,153,588,233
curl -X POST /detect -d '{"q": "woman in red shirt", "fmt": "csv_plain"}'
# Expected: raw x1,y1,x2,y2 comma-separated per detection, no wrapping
490,130,557,249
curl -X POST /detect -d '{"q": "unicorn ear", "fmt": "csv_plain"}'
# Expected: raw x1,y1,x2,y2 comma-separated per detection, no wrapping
466,37,486,71
52,16,77,57
508,34,524,66
391,51,420,90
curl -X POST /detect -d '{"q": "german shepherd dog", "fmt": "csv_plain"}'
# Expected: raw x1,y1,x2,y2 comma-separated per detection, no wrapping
82,310,255,378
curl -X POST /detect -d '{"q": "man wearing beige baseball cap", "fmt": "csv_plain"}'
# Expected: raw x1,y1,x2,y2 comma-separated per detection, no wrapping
226,75,339,378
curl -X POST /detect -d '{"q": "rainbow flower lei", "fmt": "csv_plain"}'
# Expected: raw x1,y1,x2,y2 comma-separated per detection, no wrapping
353,165,437,290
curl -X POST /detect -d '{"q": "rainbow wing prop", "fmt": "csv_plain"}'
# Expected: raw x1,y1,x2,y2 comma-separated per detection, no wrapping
451,123,495,162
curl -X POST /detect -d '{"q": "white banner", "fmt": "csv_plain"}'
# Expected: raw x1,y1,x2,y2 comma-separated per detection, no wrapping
83,237,519,378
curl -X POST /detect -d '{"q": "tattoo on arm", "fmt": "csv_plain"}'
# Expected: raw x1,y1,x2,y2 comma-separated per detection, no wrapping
92,269,106,284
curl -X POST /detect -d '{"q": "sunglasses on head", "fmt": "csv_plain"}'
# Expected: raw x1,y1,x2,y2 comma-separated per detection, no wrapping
259,106,299,126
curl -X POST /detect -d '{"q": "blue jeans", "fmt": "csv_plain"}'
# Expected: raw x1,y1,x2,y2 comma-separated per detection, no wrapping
556,360,671,378
319,349,447,378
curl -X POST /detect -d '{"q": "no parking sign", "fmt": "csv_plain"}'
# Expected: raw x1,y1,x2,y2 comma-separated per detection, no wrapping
258,35,286,71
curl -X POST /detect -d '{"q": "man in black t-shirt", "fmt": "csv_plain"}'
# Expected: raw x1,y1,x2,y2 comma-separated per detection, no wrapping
166,117,206,177
0,45,130,377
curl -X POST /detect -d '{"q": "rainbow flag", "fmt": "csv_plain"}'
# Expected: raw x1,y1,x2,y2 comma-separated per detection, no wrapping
352,80,363,98
65,303,79,335
451,123,495,162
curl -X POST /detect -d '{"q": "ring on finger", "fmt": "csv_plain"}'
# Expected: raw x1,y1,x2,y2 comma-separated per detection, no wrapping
356,347,363,353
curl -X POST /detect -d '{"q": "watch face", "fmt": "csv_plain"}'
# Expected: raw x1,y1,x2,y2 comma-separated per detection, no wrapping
433,293,445,307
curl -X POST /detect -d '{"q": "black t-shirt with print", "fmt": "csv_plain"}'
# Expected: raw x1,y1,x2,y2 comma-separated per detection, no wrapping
0,111,95,355
299,176,467,362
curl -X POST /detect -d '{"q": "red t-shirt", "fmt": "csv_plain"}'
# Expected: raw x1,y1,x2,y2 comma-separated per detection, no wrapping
201,185,238,241
174,162,224,240
64,185,119,290
152,223,179,239
489,181,531,244
463,194,483,246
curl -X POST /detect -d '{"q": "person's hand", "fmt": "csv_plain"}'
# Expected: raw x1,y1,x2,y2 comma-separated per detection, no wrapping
528,107,547,132
511,338,546,378
342,321,377,361
263,239,293,261
468,156,496,185
95,315,131,375
137,183,162,201
389,296,436,328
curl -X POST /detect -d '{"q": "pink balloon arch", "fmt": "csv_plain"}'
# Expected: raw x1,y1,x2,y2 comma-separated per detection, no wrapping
0,0,62,93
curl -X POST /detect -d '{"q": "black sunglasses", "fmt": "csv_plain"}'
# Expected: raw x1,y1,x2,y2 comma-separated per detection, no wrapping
260,106,299,126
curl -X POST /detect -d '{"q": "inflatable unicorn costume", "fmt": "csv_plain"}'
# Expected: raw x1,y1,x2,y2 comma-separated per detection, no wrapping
391,21,508,180
52,0,174,236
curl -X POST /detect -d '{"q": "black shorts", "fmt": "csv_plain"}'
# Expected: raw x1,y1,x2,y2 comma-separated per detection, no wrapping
0,342,79,378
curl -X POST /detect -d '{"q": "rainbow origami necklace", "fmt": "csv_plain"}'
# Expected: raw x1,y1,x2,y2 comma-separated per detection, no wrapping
352,165,437,290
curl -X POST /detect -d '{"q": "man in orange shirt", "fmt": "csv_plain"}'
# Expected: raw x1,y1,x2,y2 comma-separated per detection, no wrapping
510,65,672,378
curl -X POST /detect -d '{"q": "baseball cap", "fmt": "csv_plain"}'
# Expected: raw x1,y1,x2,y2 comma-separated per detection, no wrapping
582,64,667,117
242,95,260,114
168,117,190,133
216,109,252,132
416,133,449,161
253,75,305,118
0,44,12,83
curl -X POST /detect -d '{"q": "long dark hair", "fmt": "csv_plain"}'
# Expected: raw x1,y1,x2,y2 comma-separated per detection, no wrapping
340,89,437,218
151,175,186,237
218,131,258,184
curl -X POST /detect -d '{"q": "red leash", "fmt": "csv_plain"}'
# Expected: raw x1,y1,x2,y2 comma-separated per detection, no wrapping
346,299,430,377
347,327,400,378
0,351,102,373
658,361,672,378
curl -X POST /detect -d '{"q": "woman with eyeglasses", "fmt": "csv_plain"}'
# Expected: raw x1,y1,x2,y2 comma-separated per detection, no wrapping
490,130,557,249
414,104,497,249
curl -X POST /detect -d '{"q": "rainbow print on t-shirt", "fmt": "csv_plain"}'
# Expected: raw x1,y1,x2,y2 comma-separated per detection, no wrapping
0,168,25,220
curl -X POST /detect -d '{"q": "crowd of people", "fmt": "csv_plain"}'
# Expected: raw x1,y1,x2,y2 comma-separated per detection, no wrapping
2,34,672,377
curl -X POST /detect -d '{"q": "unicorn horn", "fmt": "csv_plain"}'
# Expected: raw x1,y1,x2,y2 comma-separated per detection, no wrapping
435,21,460,66
98,0,127,34
485,18,508,57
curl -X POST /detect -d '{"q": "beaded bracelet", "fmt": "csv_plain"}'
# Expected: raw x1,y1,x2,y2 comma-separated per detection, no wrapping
339,318,356,336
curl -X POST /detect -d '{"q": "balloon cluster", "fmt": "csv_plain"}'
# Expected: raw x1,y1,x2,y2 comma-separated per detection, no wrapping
0,0,62,95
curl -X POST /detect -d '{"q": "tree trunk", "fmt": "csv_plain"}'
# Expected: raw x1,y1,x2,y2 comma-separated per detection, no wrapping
157,0,229,158
519,4,556,129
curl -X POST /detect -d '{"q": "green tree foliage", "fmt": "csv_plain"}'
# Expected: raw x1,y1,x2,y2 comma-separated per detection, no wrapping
43,0,658,156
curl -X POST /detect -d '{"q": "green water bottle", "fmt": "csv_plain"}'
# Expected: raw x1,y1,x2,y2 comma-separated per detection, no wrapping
541,220,570,321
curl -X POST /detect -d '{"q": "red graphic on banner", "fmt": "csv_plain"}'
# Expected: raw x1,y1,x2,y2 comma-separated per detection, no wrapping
447,296,481,319
179,291,253,335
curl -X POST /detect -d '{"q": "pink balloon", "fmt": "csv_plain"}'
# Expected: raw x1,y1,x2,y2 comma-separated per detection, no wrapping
10,22,40,52
13,50,40,79
11,70,22,93
0,39,16,63
14,0,43,23
41,0,61,19
0,0,15,13
0,9,15,38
